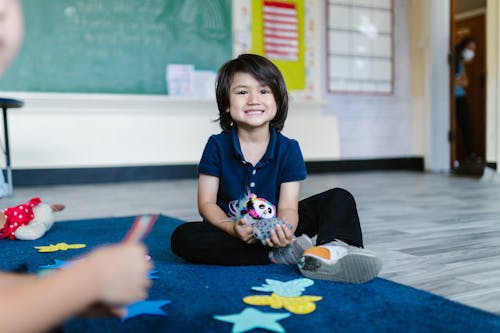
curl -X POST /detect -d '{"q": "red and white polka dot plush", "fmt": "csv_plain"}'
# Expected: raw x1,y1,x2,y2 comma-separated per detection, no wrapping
0,197,41,239
0,197,57,240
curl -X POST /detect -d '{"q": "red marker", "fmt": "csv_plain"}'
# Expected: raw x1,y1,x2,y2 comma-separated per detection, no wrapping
123,215,159,243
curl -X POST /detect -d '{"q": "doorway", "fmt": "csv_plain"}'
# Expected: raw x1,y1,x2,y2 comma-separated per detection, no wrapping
450,0,486,176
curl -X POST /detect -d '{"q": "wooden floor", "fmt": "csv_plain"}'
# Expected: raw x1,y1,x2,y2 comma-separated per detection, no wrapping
2,170,500,315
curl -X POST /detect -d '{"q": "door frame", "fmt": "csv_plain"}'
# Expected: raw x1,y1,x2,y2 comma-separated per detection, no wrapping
450,0,456,169
450,1,488,171
428,0,451,172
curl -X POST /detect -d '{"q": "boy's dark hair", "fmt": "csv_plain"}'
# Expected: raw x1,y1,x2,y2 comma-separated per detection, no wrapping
215,53,289,132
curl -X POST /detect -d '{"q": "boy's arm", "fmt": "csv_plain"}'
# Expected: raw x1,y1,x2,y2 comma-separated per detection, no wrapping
198,174,238,237
277,181,301,232
198,174,254,243
265,181,301,248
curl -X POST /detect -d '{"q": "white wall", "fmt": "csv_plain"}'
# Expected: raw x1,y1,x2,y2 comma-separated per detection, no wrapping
3,93,219,168
409,0,462,172
1,92,336,168
409,0,430,162
323,0,413,159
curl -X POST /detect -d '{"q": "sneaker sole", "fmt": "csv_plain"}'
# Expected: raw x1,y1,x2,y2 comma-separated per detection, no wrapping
298,251,382,284
269,234,314,265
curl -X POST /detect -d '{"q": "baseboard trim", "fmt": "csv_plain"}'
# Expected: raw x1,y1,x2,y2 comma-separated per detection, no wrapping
12,157,425,186
305,157,424,173
486,162,497,170
13,164,199,186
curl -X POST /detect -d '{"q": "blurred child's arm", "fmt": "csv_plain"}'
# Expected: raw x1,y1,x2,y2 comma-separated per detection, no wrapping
0,243,151,333
456,70,468,88
0,272,37,289
198,174,254,242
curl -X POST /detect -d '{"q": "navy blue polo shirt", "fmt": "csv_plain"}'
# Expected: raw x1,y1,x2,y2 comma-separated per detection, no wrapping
198,126,306,216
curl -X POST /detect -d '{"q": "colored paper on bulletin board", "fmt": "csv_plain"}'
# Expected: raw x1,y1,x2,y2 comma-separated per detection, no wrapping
252,0,306,90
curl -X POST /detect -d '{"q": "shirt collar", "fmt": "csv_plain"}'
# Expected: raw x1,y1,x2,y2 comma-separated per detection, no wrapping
265,127,277,163
231,126,277,165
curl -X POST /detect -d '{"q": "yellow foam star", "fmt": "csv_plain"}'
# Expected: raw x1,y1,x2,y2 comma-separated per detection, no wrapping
243,293,322,314
35,242,86,253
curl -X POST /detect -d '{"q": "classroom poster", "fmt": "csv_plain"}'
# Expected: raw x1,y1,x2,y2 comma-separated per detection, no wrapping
252,0,306,90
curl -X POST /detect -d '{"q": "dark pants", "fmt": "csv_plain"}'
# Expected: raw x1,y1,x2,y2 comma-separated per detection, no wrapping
170,188,364,266
455,96,474,155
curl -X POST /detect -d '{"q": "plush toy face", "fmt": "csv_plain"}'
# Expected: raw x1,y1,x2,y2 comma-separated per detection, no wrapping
228,192,277,221
248,198,275,219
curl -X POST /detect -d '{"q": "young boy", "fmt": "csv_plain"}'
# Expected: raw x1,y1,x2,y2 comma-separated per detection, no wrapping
171,53,381,283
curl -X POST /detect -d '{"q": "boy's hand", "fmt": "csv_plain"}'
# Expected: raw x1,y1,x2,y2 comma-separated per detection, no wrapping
266,223,293,248
233,218,255,244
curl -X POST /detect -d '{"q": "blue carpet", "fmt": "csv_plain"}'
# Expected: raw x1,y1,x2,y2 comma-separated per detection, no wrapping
1,215,499,333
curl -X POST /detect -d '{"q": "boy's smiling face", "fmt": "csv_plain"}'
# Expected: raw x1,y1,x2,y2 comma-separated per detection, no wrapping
0,0,23,74
227,72,277,131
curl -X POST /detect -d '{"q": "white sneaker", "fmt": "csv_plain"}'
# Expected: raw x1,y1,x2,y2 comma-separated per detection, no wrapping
268,234,314,264
298,240,381,283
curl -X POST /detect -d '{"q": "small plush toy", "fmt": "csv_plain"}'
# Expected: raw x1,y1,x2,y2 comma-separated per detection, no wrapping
0,197,65,240
229,192,292,244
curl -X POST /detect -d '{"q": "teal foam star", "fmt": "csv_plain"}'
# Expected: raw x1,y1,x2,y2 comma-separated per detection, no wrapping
214,307,290,333
121,300,171,321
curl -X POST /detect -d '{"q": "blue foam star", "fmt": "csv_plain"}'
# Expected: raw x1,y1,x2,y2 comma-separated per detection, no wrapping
148,269,159,280
214,307,290,333
121,300,171,321
38,259,71,270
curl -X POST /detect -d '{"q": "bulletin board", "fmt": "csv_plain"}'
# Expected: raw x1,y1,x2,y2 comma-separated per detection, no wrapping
251,0,306,90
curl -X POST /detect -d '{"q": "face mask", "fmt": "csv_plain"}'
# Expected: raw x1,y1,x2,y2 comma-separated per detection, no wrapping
462,49,475,62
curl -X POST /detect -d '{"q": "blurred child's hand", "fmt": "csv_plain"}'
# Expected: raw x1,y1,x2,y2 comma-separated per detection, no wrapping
266,222,293,248
79,302,125,318
234,218,255,244
85,243,152,305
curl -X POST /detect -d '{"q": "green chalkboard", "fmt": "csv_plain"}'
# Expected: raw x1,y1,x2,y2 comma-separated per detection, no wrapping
0,0,232,95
